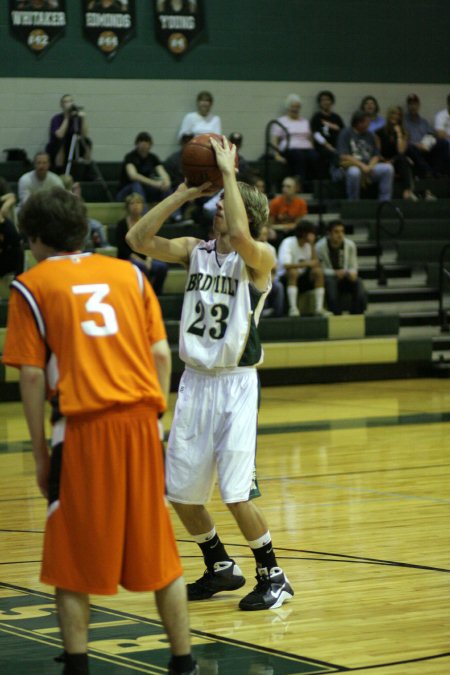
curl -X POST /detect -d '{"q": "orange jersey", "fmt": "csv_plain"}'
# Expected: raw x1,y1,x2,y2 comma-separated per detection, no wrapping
3,253,167,416
269,195,308,223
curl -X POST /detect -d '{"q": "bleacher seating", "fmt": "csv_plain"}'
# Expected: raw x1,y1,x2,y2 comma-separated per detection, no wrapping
339,198,450,327
0,170,449,398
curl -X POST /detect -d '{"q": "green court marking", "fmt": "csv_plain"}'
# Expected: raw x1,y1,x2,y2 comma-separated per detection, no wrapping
0,439,33,454
0,584,340,674
259,411,450,436
1,411,450,455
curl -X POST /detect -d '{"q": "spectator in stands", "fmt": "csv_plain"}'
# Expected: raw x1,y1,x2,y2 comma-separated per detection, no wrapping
310,90,345,177
116,192,168,295
259,224,285,318
277,220,326,317
61,175,109,251
334,111,394,201
18,152,64,208
376,106,418,201
434,94,450,161
269,176,308,225
315,220,367,315
271,94,318,182
360,96,385,134
403,93,449,178
0,177,17,222
116,132,171,204
252,175,267,194
0,214,23,280
46,94,92,174
178,90,221,141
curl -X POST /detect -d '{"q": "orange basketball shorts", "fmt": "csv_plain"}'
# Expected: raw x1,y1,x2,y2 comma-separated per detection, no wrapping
41,402,183,595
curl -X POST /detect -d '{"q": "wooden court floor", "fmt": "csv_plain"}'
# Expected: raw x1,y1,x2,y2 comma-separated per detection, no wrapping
0,378,449,674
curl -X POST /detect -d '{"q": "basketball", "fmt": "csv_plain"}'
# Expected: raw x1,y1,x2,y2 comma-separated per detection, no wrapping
181,133,239,191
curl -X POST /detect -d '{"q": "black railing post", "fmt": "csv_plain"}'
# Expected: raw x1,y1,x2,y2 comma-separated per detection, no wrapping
317,178,325,234
263,120,289,194
375,201,405,287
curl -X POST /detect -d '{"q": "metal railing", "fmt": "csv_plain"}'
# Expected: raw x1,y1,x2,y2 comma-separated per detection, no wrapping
375,201,405,286
438,244,450,333
263,120,290,193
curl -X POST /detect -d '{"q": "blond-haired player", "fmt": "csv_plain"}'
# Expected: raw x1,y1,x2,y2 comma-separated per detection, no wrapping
127,137,294,611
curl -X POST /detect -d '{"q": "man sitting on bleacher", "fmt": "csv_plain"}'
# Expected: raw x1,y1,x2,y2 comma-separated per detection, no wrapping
269,176,308,225
277,220,326,317
333,111,394,202
315,220,367,315
116,132,171,205
17,153,64,209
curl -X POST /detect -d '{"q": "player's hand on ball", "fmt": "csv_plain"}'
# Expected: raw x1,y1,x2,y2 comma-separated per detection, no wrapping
210,135,238,176
176,181,215,200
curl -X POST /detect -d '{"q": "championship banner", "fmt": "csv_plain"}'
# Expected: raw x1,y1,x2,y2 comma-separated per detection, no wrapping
9,0,66,55
154,0,205,58
83,0,135,59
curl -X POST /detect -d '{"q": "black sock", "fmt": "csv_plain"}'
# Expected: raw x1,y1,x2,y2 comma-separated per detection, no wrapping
198,534,231,570
168,654,196,673
62,653,89,675
252,540,277,572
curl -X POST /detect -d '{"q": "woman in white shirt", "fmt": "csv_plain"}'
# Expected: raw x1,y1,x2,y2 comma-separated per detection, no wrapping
271,93,318,183
178,90,222,140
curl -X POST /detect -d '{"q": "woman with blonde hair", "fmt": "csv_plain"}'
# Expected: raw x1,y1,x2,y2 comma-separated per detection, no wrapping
376,106,417,201
116,192,168,294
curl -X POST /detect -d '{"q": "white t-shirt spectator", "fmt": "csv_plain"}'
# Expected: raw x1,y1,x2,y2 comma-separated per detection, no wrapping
18,170,64,207
277,236,312,278
434,108,450,138
178,112,221,140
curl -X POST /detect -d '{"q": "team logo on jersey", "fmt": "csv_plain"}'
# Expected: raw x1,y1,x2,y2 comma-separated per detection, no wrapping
154,0,206,58
83,0,135,59
186,272,238,296
9,0,66,56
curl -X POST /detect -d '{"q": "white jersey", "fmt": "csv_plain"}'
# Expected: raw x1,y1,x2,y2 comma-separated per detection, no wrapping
179,240,270,369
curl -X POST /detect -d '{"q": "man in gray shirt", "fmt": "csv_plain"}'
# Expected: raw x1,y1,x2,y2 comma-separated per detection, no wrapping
18,152,64,208
403,93,449,178
334,111,393,201
315,219,367,315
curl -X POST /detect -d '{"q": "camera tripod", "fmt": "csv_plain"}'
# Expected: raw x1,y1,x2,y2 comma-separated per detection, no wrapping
65,116,113,201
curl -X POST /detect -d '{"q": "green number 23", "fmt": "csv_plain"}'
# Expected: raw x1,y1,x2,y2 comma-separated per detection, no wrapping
187,301,229,340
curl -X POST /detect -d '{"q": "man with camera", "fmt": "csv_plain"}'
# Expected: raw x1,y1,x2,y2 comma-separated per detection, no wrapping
46,94,92,175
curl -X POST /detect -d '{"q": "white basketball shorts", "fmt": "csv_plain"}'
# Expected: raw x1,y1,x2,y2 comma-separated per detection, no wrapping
166,366,260,504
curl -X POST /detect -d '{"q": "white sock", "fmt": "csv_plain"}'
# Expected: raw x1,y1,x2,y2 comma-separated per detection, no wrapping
247,531,272,549
287,286,298,311
192,527,216,544
314,287,325,311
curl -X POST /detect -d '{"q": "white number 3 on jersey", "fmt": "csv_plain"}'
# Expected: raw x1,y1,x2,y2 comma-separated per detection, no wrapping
72,284,118,337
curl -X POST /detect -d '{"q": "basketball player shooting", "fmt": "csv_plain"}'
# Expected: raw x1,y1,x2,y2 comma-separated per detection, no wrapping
127,135,294,610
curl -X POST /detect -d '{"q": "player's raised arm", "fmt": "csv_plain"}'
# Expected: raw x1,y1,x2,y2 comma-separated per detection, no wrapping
211,136,274,278
126,182,211,266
